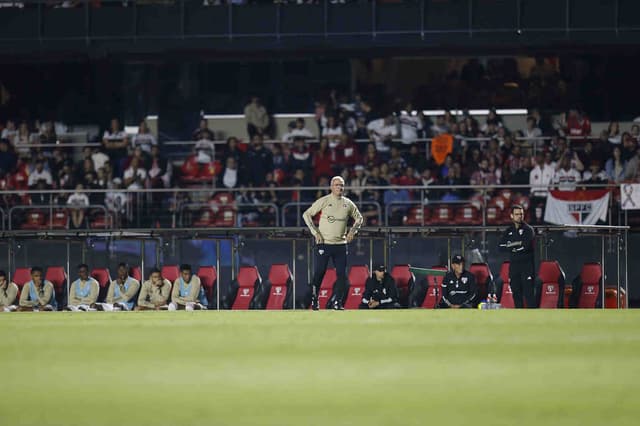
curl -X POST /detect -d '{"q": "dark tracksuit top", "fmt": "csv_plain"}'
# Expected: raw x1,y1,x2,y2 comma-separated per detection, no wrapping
360,274,399,308
440,270,477,308
498,222,535,264
499,222,537,308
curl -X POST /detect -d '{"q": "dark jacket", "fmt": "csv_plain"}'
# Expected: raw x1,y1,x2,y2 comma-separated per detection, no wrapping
498,222,535,263
440,270,477,308
361,273,399,307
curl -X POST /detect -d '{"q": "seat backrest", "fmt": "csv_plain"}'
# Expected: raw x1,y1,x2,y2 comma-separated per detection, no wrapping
197,266,217,302
538,261,564,308
214,207,236,227
13,267,32,287
161,265,180,283
265,264,292,310
455,205,479,224
578,262,602,308
469,262,492,300
45,266,67,293
317,268,337,309
431,206,453,223
90,268,112,288
130,266,142,282
390,265,414,289
268,264,292,286
499,261,510,283
343,265,370,309
421,265,447,308
212,192,234,206
232,266,261,309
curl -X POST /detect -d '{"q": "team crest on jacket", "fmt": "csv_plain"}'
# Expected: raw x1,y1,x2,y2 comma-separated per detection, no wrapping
519,229,523,235
318,249,325,255
461,277,468,284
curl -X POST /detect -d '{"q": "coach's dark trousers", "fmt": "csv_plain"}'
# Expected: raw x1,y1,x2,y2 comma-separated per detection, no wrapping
510,260,537,308
310,243,348,303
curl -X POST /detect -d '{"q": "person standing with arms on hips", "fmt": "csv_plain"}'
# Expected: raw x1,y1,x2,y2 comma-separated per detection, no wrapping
303,176,363,310
499,204,536,308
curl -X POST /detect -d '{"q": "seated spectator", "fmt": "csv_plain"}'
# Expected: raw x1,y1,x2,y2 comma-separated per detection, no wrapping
96,263,140,311
367,115,397,155
623,149,640,182
169,264,206,311
353,116,369,141
105,178,127,219
582,160,609,185
420,168,436,204
359,264,400,309
132,120,157,154
245,134,274,187
387,146,407,177
554,155,581,191
363,142,380,169
285,117,314,143
65,264,99,311
0,270,19,312
244,96,270,139
441,162,466,201
605,146,626,183
223,136,245,167
511,157,532,188
313,138,334,182
75,158,95,187
348,164,367,199
0,138,17,175
621,132,637,163
18,267,56,312
28,159,52,188
288,137,312,173
194,138,215,164
67,184,90,229
430,115,449,135
522,115,543,146
396,166,419,188
135,267,172,311
1,119,17,140
439,255,477,309
404,143,427,173
219,156,242,189
91,147,110,174
192,118,214,142
102,118,129,177
147,145,170,189
30,180,50,206
607,121,621,144
123,157,147,189
12,122,32,157
398,104,423,145
322,116,342,148
334,135,359,169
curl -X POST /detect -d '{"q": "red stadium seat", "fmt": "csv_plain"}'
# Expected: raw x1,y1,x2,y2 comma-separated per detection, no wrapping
421,265,447,308
21,210,47,230
428,206,454,225
130,266,142,282
317,268,337,310
537,260,565,308
265,264,293,310
390,264,415,307
469,262,492,301
577,263,602,309
497,261,515,308
50,210,69,229
197,266,217,303
232,266,262,310
213,207,236,227
90,213,112,229
343,265,371,310
13,267,32,287
46,266,67,309
91,267,112,302
485,204,506,225
454,205,480,225
192,210,214,227
403,207,430,226
161,265,180,283
212,192,235,207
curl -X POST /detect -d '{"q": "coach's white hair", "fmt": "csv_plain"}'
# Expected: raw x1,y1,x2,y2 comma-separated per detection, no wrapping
330,176,345,185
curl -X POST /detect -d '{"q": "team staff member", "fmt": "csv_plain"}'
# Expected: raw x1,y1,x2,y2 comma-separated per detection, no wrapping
136,267,172,311
303,176,363,310
0,270,19,312
440,255,478,309
18,267,57,311
66,264,99,311
499,204,536,308
359,264,400,309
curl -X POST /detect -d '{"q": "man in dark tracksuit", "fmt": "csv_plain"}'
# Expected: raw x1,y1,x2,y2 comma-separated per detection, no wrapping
499,204,536,308
439,255,478,309
359,265,400,309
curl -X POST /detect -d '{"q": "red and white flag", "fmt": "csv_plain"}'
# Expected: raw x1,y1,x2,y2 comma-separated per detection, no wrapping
544,189,610,225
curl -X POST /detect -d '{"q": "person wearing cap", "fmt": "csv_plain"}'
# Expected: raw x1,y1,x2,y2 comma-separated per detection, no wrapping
0,270,19,312
439,255,478,309
360,265,400,309
66,263,99,311
303,175,364,310
499,204,536,308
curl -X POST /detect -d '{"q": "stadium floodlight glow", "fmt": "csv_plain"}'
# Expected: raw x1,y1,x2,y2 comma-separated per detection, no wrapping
145,115,159,120
421,108,528,117
422,110,447,116
496,109,529,115
203,113,315,120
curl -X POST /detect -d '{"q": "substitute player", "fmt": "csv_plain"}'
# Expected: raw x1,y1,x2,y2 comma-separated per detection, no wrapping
66,264,99,311
135,267,172,311
0,270,19,312
303,175,363,310
499,204,536,308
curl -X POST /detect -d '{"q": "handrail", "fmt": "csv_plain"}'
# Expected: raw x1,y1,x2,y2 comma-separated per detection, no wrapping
383,199,474,227
178,202,280,227
0,207,5,231
281,200,382,227
8,204,110,230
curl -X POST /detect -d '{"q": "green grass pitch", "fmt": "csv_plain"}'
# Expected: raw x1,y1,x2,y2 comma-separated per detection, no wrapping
1,310,639,426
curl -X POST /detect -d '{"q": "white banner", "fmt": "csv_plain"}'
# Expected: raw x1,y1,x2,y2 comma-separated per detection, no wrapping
621,184,640,210
544,190,610,225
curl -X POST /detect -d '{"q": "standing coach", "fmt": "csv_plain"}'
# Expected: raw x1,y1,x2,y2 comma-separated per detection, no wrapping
303,176,363,310
499,204,536,308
